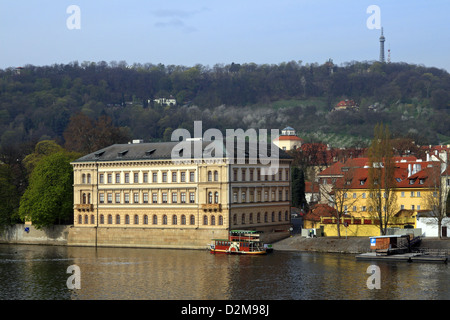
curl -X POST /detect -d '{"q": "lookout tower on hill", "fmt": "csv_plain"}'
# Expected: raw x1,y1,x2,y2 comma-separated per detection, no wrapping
379,28,385,63
274,126,303,151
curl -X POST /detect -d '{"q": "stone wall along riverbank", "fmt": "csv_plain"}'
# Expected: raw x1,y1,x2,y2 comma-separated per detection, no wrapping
273,235,450,254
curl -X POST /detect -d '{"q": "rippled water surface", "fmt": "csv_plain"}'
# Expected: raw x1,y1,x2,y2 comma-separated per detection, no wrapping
0,244,448,300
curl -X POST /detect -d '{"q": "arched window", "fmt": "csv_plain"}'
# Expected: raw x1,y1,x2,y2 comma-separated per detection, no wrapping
257,212,261,223
125,215,130,224
208,192,213,204
134,215,139,224
181,215,186,225
249,213,253,224
203,215,208,225
84,215,88,224
264,212,268,223
214,171,218,181
285,211,289,221
271,212,275,222
241,213,245,225
82,174,86,184
143,215,148,224
87,193,91,204
108,214,112,224
211,215,215,225
82,193,87,204
78,215,82,224
278,211,282,221
100,214,104,224
87,174,91,184
233,214,237,225
208,171,212,181
152,215,157,225
214,192,219,204
163,215,167,225
90,215,95,224
218,215,223,225
190,215,195,225
116,214,120,224
172,215,177,225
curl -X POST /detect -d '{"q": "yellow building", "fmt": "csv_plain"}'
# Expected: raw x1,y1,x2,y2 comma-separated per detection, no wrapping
313,157,442,236
68,140,292,248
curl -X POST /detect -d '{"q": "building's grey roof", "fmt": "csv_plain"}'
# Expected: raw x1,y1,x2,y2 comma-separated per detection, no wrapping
72,140,292,163
416,210,439,218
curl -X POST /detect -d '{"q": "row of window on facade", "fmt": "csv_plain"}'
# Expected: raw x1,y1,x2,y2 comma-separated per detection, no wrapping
342,204,424,213
233,189,289,203
80,167,290,185
82,191,199,205
343,191,432,199
78,213,222,226
81,188,288,205
233,168,290,182
81,171,198,185
77,211,289,226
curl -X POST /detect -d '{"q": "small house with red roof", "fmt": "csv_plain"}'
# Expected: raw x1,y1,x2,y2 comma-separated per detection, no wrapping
273,126,303,151
333,99,359,112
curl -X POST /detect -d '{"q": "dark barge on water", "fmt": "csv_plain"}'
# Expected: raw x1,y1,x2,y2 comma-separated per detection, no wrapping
356,235,448,263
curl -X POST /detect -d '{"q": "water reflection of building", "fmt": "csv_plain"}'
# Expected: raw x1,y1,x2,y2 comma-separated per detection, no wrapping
68,247,234,299
69,140,292,248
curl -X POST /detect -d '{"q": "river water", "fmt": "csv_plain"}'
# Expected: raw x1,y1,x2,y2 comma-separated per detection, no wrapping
0,244,448,301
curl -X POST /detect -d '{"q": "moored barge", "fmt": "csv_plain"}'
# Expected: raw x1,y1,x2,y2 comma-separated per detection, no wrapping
209,230,273,255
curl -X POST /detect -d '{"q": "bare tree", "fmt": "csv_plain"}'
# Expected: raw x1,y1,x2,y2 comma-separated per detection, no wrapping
368,123,397,235
319,167,360,238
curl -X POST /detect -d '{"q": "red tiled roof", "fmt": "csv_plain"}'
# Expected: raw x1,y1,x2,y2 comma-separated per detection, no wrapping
304,204,336,221
327,162,443,190
315,153,448,191
275,135,303,141
336,100,357,107
318,157,370,177
305,181,320,193
396,166,441,188
318,161,345,176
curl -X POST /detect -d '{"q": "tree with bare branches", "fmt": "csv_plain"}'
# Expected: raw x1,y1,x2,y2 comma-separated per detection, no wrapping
319,167,360,238
367,123,397,235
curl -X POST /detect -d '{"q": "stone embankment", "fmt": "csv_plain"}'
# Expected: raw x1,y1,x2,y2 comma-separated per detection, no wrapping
273,235,450,254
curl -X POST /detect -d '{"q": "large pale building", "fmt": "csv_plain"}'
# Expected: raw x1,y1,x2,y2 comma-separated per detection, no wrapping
68,140,293,248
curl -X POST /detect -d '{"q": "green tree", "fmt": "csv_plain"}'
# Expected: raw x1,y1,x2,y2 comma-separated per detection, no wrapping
18,151,80,228
291,167,307,209
22,140,64,175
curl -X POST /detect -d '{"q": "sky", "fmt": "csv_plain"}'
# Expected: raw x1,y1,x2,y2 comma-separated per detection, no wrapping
1,0,450,71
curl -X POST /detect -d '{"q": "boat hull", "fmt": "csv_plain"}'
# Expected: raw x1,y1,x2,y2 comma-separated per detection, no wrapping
210,249,267,255
210,247,267,255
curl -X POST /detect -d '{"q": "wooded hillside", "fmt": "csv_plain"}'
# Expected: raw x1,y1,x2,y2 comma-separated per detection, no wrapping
1,59,449,153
